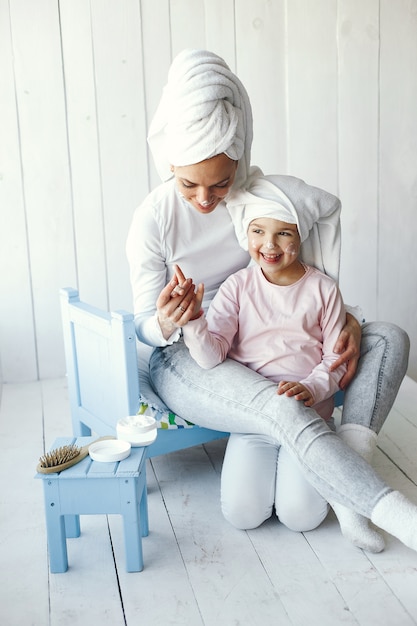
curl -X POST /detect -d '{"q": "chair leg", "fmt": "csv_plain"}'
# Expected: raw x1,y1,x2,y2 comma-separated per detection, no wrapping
72,419,91,437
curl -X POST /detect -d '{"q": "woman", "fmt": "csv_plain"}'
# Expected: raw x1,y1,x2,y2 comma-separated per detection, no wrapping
126,49,413,552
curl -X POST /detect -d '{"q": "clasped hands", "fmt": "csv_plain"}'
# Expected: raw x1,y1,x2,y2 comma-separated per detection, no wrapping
156,264,204,339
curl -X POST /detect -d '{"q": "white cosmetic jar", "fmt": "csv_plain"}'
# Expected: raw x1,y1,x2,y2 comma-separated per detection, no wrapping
117,414,157,447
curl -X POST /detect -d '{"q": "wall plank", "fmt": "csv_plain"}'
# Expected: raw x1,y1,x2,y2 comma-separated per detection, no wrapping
0,0,38,381
235,0,288,174
170,0,206,55
379,0,417,380
90,0,149,312
286,0,339,192
337,0,379,320
59,0,109,311
8,0,76,379
204,0,236,66
141,0,172,190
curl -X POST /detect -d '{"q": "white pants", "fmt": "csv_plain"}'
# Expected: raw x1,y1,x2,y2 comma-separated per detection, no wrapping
221,433,330,531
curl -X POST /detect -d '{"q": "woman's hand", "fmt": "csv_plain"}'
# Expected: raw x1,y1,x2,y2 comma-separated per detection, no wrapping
277,381,315,406
156,264,204,339
330,313,362,389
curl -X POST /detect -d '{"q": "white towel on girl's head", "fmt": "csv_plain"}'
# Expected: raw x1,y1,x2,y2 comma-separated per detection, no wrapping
147,49,253,188
226,174,342,284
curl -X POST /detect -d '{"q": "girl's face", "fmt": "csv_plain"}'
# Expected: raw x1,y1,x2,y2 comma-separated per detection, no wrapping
172,153,238,214
248,217,303,284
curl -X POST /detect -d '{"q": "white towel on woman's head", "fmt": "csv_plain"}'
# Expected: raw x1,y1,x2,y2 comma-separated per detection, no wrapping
227,174,342,283
147,49,253,187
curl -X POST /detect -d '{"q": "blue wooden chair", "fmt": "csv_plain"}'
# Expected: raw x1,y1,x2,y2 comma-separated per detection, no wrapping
60,287,344,458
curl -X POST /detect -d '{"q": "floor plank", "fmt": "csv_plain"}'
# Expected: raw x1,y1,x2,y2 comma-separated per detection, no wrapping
0,382,50,626
110,464,205,626
305,514,417,626
248,518,360,626
150,446,292,626
1,376,417,625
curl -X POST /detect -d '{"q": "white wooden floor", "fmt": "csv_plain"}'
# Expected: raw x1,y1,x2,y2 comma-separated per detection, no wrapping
1,376,417,626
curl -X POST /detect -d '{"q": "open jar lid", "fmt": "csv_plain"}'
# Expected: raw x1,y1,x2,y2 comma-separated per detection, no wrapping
89,439,131,462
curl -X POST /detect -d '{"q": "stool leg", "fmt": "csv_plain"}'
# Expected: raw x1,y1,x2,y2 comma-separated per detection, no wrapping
64,514,81,538
46,515,68,573
120,478,143,572
42,481,68,573
73,420,91,437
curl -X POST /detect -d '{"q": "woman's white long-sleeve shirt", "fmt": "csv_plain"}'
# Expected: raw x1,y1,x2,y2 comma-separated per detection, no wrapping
183,264,346,419
125,179,250,346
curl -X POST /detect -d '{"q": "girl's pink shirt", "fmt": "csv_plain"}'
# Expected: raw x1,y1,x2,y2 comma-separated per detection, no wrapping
183,264,347,420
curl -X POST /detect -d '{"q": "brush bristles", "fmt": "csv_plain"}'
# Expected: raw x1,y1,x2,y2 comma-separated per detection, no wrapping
39,444,81,468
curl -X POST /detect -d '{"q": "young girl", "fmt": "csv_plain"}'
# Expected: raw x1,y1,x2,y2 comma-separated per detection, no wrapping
181,175,349,537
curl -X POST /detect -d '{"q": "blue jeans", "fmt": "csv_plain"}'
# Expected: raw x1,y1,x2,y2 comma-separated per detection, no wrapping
341,322,410,432
149,321,409,517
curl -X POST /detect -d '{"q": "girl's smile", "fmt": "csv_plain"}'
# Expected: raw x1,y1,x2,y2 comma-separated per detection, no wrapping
261,252,283,263
248,217,304,285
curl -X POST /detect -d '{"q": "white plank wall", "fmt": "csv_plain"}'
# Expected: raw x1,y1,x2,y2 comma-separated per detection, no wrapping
1,0,416,384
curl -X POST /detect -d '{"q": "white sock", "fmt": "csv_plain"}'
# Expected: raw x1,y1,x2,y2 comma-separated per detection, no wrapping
371,491,417,551
331,424,385,553
332,504,385,552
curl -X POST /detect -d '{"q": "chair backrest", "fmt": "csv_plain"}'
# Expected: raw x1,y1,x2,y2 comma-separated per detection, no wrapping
60,288,229,456
60,288,140,436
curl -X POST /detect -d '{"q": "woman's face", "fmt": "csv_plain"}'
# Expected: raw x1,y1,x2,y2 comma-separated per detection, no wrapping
172,153,238,214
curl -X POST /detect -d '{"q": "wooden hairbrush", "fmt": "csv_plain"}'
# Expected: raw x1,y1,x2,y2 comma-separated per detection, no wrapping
36,436,115,474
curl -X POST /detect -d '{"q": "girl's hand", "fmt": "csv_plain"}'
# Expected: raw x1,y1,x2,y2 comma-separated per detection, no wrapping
277,381,314,407
330,313,361,389
156,264,204,339
170,264,204,319
169,264,188,297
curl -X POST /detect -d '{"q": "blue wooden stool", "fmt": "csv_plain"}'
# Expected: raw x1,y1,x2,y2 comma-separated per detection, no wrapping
35,436,149,573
